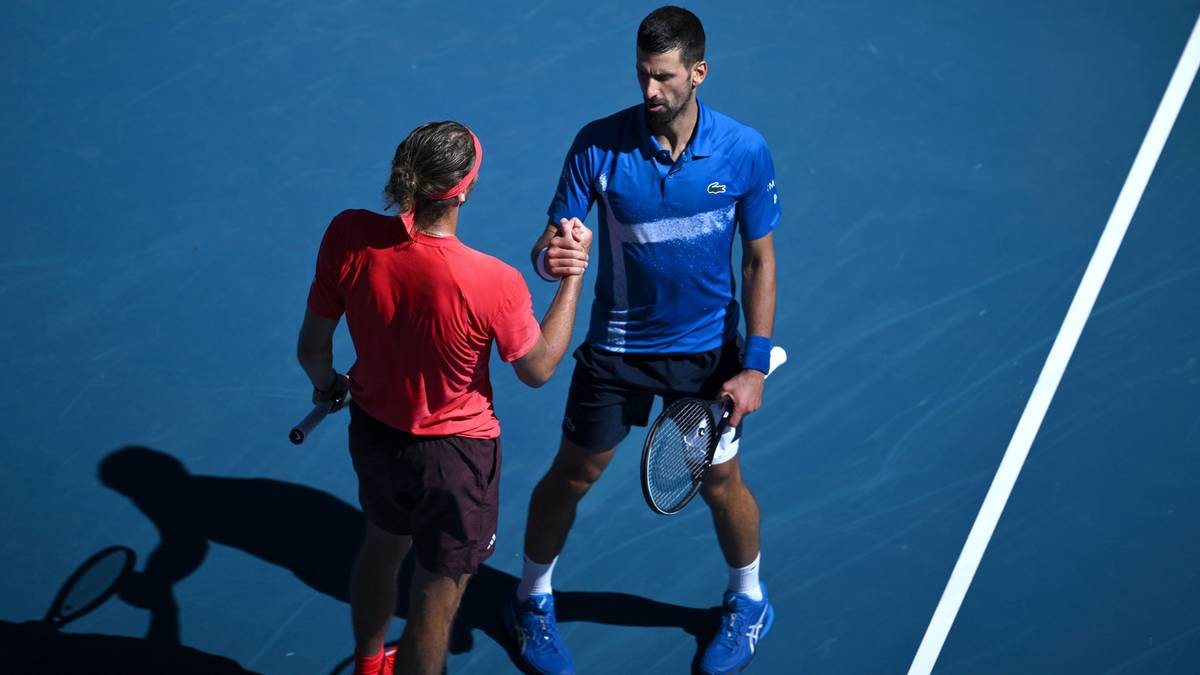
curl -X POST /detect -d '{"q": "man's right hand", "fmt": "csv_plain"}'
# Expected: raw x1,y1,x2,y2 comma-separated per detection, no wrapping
312,371,350,412
545,217,591,277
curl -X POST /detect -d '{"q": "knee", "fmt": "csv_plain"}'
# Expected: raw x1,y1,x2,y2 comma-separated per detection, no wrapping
408,569,469,627
358,527,411,569
699,462,741,504
547,456,604,498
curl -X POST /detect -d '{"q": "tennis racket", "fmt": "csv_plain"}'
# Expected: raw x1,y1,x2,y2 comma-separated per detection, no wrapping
289,392,350,445
42,545,135,629
640,346,787,515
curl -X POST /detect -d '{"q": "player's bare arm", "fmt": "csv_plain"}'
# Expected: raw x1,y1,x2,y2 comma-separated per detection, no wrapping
719,232,777,427
513,222,593,387
297,309,349,406
531,217,590,278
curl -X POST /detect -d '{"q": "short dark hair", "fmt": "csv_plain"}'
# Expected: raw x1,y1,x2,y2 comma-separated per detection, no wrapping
384,121,476,219
637,6,706,66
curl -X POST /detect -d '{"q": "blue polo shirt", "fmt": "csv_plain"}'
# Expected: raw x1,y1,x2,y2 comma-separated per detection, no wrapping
548,99,780,354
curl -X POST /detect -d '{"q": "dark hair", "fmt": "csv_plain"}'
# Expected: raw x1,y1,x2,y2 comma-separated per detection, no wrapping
384,121,476,219
637,6,706,66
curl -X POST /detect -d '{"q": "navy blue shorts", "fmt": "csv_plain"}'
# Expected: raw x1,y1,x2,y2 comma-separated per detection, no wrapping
561,337,744,451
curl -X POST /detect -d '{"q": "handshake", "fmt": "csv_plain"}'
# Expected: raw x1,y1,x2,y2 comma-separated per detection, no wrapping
539,217,594,279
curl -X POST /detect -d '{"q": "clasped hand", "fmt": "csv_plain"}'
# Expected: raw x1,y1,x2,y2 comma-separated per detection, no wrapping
545,217,592,277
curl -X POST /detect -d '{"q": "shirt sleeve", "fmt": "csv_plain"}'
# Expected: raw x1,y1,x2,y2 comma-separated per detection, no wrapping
736,135,781,241
493,268,541,363
306,212,349,319
547,126,598,224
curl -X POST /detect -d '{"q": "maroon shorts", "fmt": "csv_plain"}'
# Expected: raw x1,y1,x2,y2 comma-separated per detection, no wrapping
348,402,500,578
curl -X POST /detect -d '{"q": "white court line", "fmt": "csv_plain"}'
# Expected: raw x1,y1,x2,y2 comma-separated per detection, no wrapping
909,14,1200,675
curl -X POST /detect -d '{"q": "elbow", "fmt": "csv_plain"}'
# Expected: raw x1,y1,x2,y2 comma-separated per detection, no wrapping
520,370,551,389
743,259,776,284
742,255,774,275
296,340,328,367
516,363,555,389
296,343,314,365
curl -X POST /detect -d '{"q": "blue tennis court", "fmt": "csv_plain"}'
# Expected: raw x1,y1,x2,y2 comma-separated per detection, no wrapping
3,2,1199,673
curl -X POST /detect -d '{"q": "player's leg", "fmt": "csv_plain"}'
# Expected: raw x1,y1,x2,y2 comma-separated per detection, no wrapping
508,344,652,674
695,340,774,674
697,446,774,675
393,564,470,675
347,402,416,675
693,338,766,571
396,433,499,673
522,436,617,565
700,453,760,570
350,522,411,662
520,343,651,575
507,437,613,675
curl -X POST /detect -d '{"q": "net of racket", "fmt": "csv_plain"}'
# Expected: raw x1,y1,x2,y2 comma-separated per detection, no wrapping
42,545,135,629
641,346,787,515
290,391,350,445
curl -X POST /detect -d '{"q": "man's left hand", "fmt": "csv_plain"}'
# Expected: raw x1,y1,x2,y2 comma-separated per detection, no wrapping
719,369,766,428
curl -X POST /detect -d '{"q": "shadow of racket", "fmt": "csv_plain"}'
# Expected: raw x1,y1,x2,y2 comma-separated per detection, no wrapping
42,545,136,630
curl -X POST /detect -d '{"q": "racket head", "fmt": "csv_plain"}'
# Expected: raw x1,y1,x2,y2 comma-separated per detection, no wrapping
42,545,135,628
641,397,726,515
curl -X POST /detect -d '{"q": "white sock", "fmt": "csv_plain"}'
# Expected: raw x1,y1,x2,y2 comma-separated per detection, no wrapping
516,554,558,600
728,553,763,601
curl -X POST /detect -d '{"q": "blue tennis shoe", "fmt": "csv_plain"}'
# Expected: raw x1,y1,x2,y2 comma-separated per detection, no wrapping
503,592,575,675
699,583,774,674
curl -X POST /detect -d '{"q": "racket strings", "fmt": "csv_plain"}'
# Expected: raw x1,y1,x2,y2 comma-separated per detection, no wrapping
646,401,717,511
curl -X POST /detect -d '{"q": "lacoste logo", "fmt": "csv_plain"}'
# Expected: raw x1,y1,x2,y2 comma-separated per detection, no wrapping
707,181,727,194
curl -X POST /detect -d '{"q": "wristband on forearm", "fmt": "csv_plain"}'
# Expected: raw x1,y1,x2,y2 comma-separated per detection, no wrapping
743,335,772,374
535,246,557,282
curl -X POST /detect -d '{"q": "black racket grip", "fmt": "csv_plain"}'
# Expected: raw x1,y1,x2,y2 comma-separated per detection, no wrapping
290,392,348,445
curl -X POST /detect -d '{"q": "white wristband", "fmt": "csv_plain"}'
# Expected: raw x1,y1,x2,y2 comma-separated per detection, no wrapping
535,246,557,282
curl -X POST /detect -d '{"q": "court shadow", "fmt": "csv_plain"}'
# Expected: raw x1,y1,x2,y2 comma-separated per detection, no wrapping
0,618,260,673
99,446,718,671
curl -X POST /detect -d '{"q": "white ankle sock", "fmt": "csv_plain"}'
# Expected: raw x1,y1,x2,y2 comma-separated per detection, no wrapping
728,553,762,601
516,554,558,600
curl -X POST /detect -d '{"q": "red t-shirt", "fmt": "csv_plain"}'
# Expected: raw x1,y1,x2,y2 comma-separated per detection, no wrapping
307,209,540,438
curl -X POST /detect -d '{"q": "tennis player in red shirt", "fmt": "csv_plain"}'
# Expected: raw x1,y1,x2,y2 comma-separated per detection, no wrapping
297,121,590,675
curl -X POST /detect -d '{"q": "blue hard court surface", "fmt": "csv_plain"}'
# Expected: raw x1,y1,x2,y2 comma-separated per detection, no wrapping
2,2,1199,673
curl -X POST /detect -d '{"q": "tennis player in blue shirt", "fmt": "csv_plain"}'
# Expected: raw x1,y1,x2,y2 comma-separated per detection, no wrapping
503,7,781,674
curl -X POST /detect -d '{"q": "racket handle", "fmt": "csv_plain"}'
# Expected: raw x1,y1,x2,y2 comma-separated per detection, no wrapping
766,346,787,377
719,347,786,428
289,396,346,445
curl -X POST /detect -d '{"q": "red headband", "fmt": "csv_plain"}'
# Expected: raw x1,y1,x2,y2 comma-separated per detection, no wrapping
428,129,482,200
401,128,482,236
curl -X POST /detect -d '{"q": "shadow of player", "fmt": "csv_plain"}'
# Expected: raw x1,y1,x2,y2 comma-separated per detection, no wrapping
99,446,719,672
0,620,261,674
